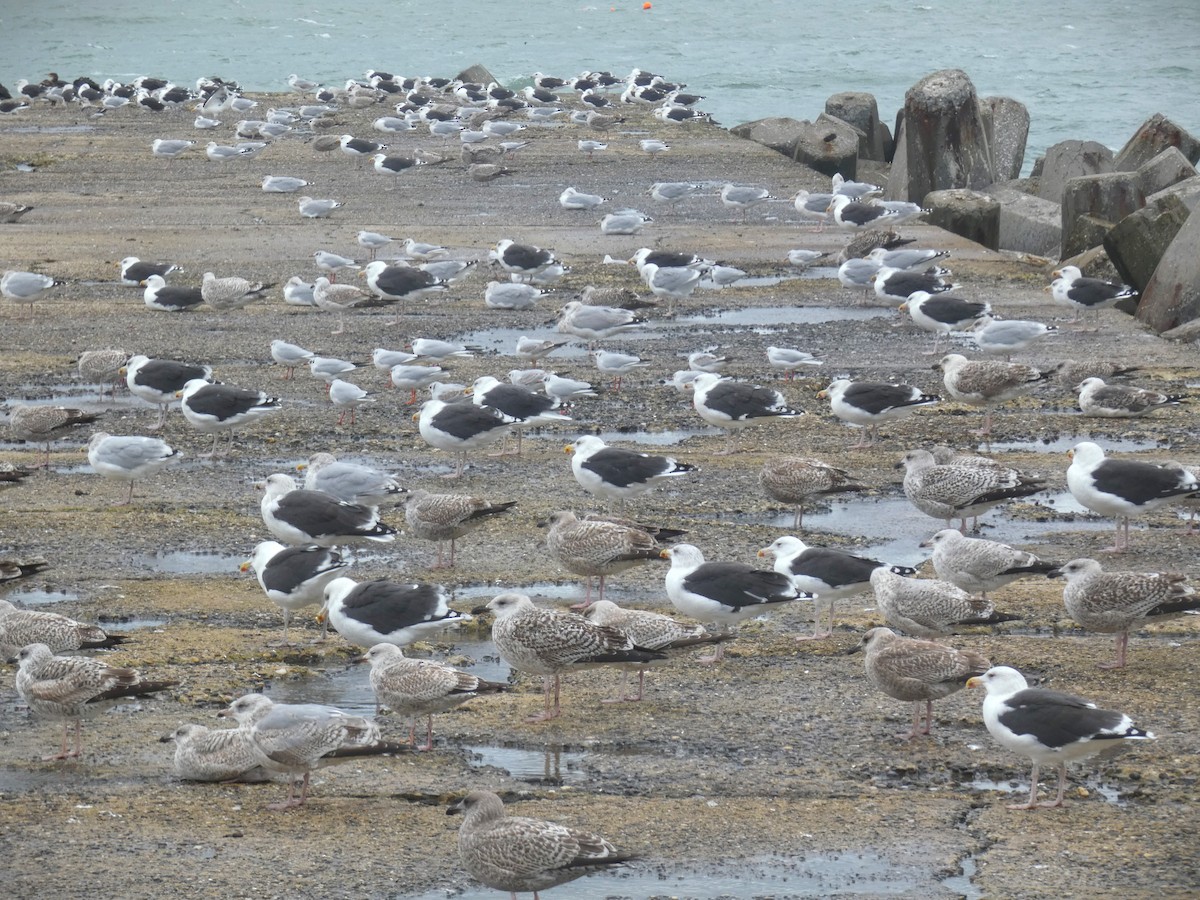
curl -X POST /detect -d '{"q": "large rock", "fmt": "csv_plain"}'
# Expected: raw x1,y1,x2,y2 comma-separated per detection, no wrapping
981,96,1030,180
886,69,995,202
923,188,1000,250
1064,214,1117,260
825,92,886,161
1036,140,1113,202
729,116,807,158
1113,113,1200,171
1104,193,1191,293
1061,171,1145,258
988,181,1062,256
1148,174,1200,212
1136,201,1200,332
730,115,857,177
1137,147,1197,196
455,63,499,86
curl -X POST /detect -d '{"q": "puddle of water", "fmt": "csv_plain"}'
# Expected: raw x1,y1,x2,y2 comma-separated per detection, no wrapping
968,776,1120,805
2,588,79,606
454,324,648,358
530,426,720,447
452,581,651,605
441,638,513,682
941,854,983,900
5,124,95,134
98,617,168,632
674,306,891,328
130,550,242,575
409,851,948,899
987,434,1164,454
265,663,377,717
463,743,589,783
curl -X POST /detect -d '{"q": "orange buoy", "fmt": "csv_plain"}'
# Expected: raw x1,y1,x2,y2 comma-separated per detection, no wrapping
643,1,652,8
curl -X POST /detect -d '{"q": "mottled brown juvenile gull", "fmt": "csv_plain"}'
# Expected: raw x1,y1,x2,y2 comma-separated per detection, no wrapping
938,353,1053,437
200,271,271,311
1077,377,1185,418
217,694,381,810
0,599,127,658
241,540,348,643
819,379,938,448
899,448,1046,531
582,599,728,701
178,378,281,455
416,399,515,479
1055,359,1139,389
0,462,34,489
7,403,100,466
448,789,634,897
260,473,398,547
542,510,665,606
404,488,517,568
77,349,129,399
87,432,179,504
861,626,990,739
968,666,1154,810
921,529,1057,599
360,643,508,750
300,452,404,506
162,723,271,783
758,456,867,529
1049,557,1198,668
691,372,805,454
567,435,696,505
320,576,469,648
478,591,664,721
759,536,917,640
869,567,1020,638
661,543,805,662
1066,441,1199,552
15,643,176,760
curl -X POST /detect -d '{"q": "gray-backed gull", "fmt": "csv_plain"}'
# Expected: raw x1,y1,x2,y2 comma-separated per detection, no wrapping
86,432,179,504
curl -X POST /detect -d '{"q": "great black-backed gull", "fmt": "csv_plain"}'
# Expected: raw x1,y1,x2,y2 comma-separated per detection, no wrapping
490,239,556,280
360,643,508,750
121,355,211,428
448,790,633,894
320,576,469,648
260,473,397,547
119,256,180,285
416,399,514,478
242,540,348,642
139,274,203,312
1048,265,1137,325
661,543,806,661
827,194,899,229
968,666,1154,810
872,265,955,304
861,626,989,739
759,536,916,639
470,374,570,454
15,643,176,761
901,292,992,350
1065,441,1198,551
690,372,804,453
478,591,664,721
178,378,281,455
819,378,938,448
567,435,696,504
1050,557,1198,668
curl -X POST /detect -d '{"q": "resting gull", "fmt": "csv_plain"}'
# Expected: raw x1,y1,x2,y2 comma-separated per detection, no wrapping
542,510,669,607
827,195,899,229
297,196,342,218
938,353,1054,437
162,723,271,783
582,599,728,701
2,269,64,317
819,378,938,448
312,277,370,334
567,435,696,505
556,300,646,342
201,271,271,311
477,591,664,721
901,292,992,351
1077,377,1185,418
545,372,596,401
1050,557,1198,668
260,473,398,547
866,247,948,270
470,375,571,455
262,175,310,193
490,239,556,280
7,403,100,466
1066,441,1198,551
691,372,804,454
661,543,806,661
719,183,775,221
899,448,1046,531
178,378,281,455
119,257,180,285
282,276,316,307
1048,265,1137,325
861,626,989,740
416,399,514,478
269,340,313,380
141,274,203,312
122,355,211,429
217,694,382,810
360,643,508,750
404,488,517,568
449,789,634,895
758,456,866,529
320,576,469,648
15,643,176,760
86,432,179,504
869,567,1020,638
921,529,1056,598
0,599,127,658
300,452,404,505
968,666,1154,810
242,540,348,642
972,316,1057,359
759,536,916,639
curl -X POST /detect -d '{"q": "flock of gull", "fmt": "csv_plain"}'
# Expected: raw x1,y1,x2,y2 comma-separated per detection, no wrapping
3,62,1199,897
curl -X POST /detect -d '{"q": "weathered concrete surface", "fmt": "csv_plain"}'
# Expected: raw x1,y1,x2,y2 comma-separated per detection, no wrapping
923,188,1000,250
825,91,887,161
1137,146,1197,196
1113,112,1200,171
1137,196,1200,331
1036,139,1114,202
981,95,1030,181
1104,193,1191,293
1061,171,1145,258
988,180,1062,256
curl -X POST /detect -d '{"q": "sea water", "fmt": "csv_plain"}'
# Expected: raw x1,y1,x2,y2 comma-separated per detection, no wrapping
1,0,1197,172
